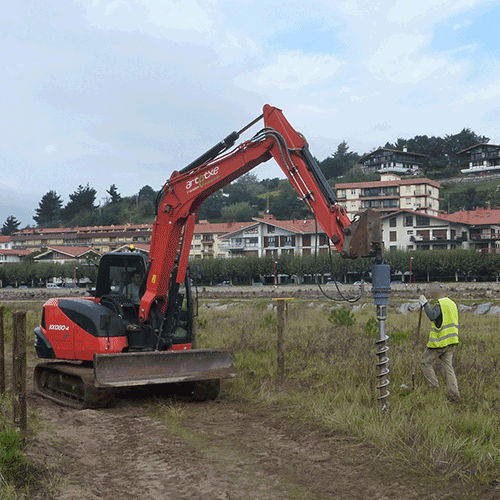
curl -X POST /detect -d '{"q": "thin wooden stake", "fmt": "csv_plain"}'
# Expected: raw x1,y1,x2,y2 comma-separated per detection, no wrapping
0,306,4,395
12,311,27,435
276,299,285,379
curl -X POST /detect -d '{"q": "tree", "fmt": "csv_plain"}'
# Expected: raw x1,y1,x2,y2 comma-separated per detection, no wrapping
106,184,122,204
138,185,157,203
1,215,21,236
33,190,63,227
269,181,309,220
221,201,257,222
319,141,360,179
62,184,97,223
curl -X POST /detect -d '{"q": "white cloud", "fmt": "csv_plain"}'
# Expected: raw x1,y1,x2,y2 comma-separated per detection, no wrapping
236,52,344,91
81,0,214,36
452,81,500,105
41,145,58,156
453,19,473,29
367,33,463,83
387,0,485,23
144,0,213,32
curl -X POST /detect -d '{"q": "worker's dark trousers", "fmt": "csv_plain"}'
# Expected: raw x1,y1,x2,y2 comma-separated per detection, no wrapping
421,345,460,401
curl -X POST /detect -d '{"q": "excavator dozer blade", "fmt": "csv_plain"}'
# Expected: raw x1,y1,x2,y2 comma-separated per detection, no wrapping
93,348,237,388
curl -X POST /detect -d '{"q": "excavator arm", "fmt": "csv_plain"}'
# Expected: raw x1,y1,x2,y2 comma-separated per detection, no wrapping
139,104,382,323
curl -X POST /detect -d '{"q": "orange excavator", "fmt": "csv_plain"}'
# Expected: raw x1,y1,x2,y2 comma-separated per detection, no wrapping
34,105,383,409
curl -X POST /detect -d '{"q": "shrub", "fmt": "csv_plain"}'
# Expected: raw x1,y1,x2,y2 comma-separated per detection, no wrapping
327,306,355,327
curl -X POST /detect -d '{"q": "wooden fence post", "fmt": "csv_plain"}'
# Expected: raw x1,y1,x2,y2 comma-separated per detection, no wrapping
12,311,27,435
0,306,4,395
276,299,285,379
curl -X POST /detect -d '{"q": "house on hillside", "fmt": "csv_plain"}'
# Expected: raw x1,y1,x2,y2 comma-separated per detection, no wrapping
359,147,426,176
458,143,500,175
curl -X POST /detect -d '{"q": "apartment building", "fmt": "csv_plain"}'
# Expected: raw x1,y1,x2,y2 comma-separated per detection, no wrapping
335,174,441,217
11,224,153,253
360,147,426,176
221,214,332,257
381,211,470,251
190,220,255,259
458,143,500,175
443,205,500,253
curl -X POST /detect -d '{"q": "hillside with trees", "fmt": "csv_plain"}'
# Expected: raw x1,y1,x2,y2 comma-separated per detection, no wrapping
1,126,493,233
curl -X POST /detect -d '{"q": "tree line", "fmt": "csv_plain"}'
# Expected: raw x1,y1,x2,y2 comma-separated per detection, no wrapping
2,249,498,288
0,125,490,234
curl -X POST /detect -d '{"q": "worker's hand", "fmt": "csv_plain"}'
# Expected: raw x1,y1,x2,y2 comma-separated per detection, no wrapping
418,295,428,307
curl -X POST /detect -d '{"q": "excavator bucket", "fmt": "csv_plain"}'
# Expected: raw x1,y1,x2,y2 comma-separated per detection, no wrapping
93,348,237,388
341,209,383,260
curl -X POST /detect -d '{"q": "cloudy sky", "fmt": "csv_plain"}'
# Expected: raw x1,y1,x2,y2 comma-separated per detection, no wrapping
2,0,500,226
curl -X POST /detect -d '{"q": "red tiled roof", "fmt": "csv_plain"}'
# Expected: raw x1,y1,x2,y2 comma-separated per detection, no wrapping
252,216,318,234
194,221,255,234
0,235,11,243
37,246,103,258
442,206,500,225
0,249,32,256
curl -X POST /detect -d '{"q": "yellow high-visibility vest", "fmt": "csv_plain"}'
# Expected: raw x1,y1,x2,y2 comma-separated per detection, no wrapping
427,297,459,348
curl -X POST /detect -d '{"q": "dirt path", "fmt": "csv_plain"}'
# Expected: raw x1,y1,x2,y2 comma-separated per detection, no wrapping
25,385,496,500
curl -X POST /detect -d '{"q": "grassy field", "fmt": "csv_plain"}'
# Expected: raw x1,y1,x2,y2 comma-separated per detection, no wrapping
1,298,499,495
196,298,500,487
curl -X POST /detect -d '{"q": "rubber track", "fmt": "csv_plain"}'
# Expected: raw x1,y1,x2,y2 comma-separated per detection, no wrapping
34,362,115,409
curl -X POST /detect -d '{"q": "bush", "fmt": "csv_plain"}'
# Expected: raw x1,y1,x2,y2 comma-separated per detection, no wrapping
327,306,355,327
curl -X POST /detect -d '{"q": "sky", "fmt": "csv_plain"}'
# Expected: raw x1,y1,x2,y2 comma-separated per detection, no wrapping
1,0,500,227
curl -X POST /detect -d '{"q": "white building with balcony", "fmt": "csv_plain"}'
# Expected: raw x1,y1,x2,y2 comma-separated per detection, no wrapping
381,211,470,251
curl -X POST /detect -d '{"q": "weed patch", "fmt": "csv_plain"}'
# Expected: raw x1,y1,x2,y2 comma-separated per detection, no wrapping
195,299,500,486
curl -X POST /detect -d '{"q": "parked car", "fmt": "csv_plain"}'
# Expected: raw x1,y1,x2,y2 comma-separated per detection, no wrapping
326,280,343,286
252,282,264,287
46,283,60,289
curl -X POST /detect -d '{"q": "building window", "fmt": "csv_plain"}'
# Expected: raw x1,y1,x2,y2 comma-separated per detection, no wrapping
404,216,413,227
267,225,275,234
390,231,397,242
389,218,397,228
302,235,311,247
416,215,429,226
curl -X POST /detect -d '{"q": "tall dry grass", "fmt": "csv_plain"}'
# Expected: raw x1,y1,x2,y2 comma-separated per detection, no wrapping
196,298,500,486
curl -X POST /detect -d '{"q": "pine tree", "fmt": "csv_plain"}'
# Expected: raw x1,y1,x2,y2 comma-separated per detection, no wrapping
106,184,122,204
61,184,97,223
33,190,63,227
1,215,21,236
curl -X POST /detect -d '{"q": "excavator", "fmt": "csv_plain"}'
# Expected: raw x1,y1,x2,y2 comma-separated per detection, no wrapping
34,104,384,409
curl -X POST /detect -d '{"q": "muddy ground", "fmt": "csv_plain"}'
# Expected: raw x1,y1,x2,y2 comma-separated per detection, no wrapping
3,285,500,499
26,382,497,500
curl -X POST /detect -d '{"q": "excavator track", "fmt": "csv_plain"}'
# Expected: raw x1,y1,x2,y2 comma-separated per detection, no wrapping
34,362,115,410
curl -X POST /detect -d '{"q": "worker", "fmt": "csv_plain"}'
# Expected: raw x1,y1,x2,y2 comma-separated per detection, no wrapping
128,270,143,304
418,282,460,401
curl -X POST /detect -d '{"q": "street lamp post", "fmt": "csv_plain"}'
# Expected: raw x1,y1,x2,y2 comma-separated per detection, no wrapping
409,252,413,284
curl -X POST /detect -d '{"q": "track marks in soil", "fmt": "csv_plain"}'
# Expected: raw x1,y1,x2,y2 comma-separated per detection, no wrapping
27,389,485,500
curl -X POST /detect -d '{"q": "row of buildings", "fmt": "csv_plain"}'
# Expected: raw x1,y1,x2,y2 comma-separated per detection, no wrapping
2,202,500,265
359,143,500,176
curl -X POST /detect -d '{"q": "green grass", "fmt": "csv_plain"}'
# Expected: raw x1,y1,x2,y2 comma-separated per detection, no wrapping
0,302,45,500
195,298,500,487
